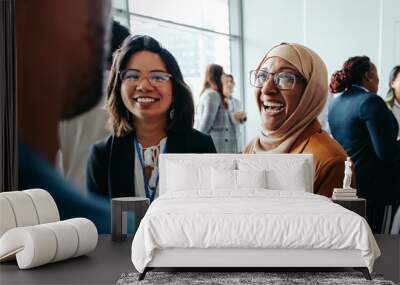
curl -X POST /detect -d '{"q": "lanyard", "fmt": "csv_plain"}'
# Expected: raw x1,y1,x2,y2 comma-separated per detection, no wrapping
133,137,167,202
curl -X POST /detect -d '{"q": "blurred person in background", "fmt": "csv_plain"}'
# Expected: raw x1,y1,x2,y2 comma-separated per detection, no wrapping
385,65,400,140
221,74,247,152
196,64,238,153
57,20,130,194
328,56,400,233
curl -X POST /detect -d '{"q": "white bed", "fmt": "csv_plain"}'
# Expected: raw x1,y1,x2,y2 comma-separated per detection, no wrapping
131,154,380,280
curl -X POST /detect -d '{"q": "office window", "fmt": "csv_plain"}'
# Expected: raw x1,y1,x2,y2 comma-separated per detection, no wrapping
112,0,243,105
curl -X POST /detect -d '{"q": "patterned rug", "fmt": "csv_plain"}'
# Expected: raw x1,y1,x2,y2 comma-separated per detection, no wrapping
117,271,396,285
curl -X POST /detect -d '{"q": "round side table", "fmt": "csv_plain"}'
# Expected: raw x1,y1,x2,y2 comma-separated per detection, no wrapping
111,197,150,242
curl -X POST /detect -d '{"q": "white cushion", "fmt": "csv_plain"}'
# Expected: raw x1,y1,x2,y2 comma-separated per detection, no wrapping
0,190,60,238
237,158,310,192
165,158,235,192
65,218,98,257
211,168,236,190
159,154,313,194
236,169,267,189
24,189,60,224
266,163,308,191
0,189,98,269
0,196,17,237
167,162,209,191
0,225,57,268
0,218,97,269
211,169,267,190
42,221,79,262
0,191,40,228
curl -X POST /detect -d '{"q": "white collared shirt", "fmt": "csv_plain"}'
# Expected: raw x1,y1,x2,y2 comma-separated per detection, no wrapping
352,84,370,93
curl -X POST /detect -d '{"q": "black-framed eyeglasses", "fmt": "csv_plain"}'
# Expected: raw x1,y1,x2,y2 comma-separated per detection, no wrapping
250,70,306,90
119,69,172,87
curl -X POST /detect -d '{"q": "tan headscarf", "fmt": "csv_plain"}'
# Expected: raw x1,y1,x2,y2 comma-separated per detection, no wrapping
249,43,328,153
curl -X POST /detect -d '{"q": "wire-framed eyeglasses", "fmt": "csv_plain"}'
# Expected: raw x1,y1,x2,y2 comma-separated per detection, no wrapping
119,69,172,87
250,70,306,90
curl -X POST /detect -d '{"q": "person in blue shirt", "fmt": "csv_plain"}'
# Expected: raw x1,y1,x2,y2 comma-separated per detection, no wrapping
328,55,400,233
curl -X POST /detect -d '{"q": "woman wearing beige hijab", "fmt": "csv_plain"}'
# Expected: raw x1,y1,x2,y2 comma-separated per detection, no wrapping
245,43,350,197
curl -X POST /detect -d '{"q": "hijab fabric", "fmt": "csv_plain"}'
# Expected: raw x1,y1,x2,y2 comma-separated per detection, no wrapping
251,43,328,153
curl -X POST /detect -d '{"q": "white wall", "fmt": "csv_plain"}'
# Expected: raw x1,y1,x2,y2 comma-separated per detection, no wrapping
242,0,400,143
380,0,400,94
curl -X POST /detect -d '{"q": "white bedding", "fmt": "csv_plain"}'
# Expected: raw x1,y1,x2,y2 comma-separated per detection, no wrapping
131,190,380,273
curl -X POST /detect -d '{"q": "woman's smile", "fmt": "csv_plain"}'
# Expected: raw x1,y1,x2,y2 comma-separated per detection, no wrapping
261,96,285,115
133,96,161,106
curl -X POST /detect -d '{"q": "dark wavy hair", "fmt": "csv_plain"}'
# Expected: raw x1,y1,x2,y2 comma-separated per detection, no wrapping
106,35,195,137
387,65,400,96
200,64,227,108
329,56,373,93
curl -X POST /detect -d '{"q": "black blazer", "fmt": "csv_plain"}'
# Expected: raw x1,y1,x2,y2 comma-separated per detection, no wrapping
86,128,217,199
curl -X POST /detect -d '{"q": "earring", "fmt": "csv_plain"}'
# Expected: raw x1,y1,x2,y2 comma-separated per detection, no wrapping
169,108,175,120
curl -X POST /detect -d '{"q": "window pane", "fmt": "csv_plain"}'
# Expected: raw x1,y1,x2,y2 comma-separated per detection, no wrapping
112,10,129,27
131,16,231,105
112,0,127,10
129,0,229,34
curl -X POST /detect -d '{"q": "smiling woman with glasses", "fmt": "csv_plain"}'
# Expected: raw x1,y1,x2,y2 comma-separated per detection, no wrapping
244,42,351,198
86,35,216,206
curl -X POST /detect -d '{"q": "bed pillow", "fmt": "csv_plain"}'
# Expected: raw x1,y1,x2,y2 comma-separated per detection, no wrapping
266,163,307,191
167,160,235,192
211,168,236,190
211,168,267,190
237,159,309,191
236,169,267,189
